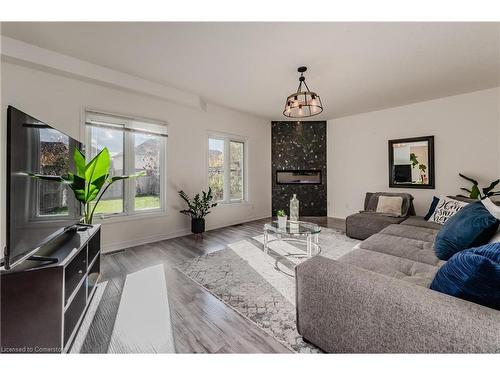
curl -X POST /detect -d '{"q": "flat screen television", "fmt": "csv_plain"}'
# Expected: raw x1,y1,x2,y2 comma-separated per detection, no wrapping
394,164,412,183
2,106,82,270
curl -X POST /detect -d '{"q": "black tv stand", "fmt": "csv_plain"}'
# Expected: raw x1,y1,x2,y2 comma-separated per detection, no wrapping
75,223,93,232
27,255,59,266
1,225,101,353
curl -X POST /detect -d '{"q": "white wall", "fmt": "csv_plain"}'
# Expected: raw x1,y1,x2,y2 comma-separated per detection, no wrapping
328,88,500,218
1,61,271,253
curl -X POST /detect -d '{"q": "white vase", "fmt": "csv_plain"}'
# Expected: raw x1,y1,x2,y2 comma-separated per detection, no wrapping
277,215,287,228
290,194,299,222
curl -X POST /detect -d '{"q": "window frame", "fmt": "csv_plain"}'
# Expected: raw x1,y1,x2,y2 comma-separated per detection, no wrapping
207,132,248,205
83,109,168,221
32,130,81,222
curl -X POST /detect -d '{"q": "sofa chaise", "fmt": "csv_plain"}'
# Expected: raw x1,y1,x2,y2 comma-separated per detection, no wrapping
346,192,416,240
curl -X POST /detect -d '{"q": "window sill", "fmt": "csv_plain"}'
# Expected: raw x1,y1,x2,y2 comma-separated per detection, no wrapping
213,201,252,209
92,210,168,224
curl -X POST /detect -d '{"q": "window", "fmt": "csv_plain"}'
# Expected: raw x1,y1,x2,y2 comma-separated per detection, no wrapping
208,134,246,203
229,140,244,200
85,110,167,218
37,128,71,216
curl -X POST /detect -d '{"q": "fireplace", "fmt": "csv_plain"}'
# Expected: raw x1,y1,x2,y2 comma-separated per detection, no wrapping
276,170,322,185
271,121,327,216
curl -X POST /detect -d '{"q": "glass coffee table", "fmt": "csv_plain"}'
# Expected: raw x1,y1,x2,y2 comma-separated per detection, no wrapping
263,220,321,258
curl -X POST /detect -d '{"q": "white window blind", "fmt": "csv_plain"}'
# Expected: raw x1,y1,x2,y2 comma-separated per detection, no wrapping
85,110,168,137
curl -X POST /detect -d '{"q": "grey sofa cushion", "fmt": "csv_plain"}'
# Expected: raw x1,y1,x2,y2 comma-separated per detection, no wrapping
339,248,439,287
365,192,415,216
346,212,406,240
401,216,443,230
380,223,439,243
360,227,444,266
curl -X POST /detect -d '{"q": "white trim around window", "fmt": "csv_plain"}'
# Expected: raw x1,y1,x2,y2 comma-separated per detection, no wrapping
206,131,249,205
82,109,168,222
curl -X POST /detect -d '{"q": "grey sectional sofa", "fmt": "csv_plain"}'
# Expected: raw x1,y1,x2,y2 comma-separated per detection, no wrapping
296,216,500,353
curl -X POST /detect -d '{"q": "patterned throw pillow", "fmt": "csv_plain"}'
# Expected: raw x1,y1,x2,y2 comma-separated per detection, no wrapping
424,196,440,220
428,196,468,225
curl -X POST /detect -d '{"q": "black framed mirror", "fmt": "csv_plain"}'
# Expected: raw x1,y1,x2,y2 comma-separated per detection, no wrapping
388,136,435,189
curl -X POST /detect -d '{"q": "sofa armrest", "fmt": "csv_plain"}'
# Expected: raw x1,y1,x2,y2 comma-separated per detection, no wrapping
296,256,500,353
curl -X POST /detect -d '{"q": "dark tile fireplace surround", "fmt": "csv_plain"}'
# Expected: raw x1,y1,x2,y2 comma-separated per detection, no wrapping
271,121,327,216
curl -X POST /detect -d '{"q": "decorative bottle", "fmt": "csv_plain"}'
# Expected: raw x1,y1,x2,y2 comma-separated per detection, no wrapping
290,194,299,222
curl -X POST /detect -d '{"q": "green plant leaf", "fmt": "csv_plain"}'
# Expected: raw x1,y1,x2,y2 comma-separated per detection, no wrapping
470,185,481,199
410,153,419,168
90,174,108,190
178,190,192,207
68,173,87,202
84,148,110,203
72,189,87,202
483,179,500,195
87,187,101,202
459,173,478,185
109,171,145,183
85,148,110,187
180,209,193,216
73,148,86,177
22,172,71,184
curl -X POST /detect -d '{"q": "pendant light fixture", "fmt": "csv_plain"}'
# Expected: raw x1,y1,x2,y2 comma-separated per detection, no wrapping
283,66,323,118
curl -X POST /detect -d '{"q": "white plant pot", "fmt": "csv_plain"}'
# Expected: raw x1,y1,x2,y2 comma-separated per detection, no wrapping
278,216,287,228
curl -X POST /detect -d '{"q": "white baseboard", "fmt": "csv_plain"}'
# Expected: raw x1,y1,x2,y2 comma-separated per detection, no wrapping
206,214,270,231
101,214,270,254
101,228,192,254
328,215,347,220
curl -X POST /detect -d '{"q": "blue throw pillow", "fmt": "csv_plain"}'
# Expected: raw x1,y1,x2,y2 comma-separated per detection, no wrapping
430,243,500,310
424,196,439,220
434,201,499,260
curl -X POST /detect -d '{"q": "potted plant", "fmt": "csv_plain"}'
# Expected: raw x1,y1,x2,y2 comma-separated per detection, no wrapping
276,209,287,228
179,188,218,234
459,173,500,199
26,148,142,224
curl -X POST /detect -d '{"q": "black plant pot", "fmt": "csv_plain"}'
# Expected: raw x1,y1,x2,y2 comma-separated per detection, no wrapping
191,218,205,234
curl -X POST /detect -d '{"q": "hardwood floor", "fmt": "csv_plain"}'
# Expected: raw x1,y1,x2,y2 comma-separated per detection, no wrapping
73,216,345,353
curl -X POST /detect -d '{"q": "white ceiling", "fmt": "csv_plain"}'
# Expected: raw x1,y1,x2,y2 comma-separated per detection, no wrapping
2,22,499,119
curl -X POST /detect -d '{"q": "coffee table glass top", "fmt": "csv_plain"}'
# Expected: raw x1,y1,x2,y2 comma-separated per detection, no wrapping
264,221,321,235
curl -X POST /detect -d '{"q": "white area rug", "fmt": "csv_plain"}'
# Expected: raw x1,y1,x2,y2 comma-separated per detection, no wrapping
177,227,360,353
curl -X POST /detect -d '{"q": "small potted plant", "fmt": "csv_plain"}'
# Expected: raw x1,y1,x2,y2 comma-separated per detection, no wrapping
179,188,218,235
276,209,287,228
